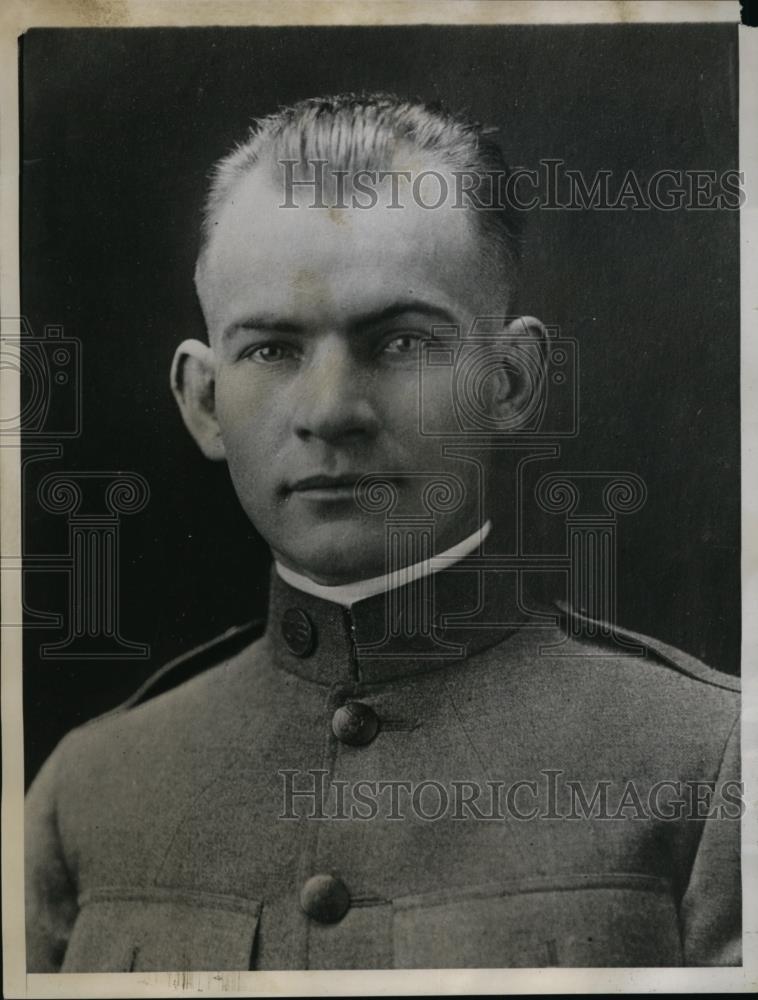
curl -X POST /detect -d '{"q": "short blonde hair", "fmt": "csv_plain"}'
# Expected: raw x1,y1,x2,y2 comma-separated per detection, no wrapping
196,92,523,299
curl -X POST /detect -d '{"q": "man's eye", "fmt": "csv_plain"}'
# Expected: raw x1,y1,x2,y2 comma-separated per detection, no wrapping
243,343,295,364
382,333,423,355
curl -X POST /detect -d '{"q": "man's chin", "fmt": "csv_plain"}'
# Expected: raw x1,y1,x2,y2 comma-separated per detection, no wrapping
271,520,390,586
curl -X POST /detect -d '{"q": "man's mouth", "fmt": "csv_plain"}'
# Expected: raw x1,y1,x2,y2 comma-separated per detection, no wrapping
287,474,362,502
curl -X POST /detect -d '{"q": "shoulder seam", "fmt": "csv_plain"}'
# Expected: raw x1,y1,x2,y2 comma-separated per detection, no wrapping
555,600,740,694
84,619,266,725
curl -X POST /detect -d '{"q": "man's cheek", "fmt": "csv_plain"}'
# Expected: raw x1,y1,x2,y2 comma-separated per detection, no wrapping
216,371,271,419
219,426,273,504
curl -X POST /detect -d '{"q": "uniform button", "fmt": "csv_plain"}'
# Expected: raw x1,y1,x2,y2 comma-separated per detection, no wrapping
281,608,316,657
332,701,380,746
300,874,350,923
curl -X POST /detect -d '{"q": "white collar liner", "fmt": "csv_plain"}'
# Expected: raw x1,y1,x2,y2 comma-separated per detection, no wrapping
275,520,492,608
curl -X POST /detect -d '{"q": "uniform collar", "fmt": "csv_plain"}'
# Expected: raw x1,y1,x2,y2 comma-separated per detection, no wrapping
265,526,524,686
274,520,492,608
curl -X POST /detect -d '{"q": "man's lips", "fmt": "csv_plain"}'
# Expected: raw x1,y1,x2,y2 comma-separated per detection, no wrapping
286,474,362,500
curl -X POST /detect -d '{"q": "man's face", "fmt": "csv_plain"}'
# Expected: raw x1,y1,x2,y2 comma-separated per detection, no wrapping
193,164,510,584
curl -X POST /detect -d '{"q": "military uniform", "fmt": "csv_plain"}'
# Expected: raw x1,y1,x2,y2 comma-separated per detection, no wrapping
25,561,741,971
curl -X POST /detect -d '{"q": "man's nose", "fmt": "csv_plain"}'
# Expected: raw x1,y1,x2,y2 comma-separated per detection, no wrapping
291,340,379,444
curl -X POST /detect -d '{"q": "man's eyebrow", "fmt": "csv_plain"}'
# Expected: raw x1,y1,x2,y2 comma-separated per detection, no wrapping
350,300,458,330
223,300,457,342
230,317,304,335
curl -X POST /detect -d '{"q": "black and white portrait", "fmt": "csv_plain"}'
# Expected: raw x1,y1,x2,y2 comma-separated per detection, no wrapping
4,5,752,993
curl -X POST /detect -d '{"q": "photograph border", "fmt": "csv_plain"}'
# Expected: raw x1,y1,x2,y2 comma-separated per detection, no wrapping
2,1,755,996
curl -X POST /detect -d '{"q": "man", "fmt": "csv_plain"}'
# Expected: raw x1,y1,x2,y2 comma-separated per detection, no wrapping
25,93,740,971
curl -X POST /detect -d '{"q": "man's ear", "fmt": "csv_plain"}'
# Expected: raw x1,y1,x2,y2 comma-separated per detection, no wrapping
487,316,547,430
170,339,226,461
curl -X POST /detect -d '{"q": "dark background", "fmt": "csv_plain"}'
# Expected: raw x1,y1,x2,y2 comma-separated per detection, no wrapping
21,24,740,784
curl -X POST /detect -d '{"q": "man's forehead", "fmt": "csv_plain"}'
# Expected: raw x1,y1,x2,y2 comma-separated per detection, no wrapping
197,160,497,327
205,158,478,254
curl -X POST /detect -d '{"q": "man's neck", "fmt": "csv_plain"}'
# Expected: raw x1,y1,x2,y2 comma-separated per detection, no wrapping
275,520,492,608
